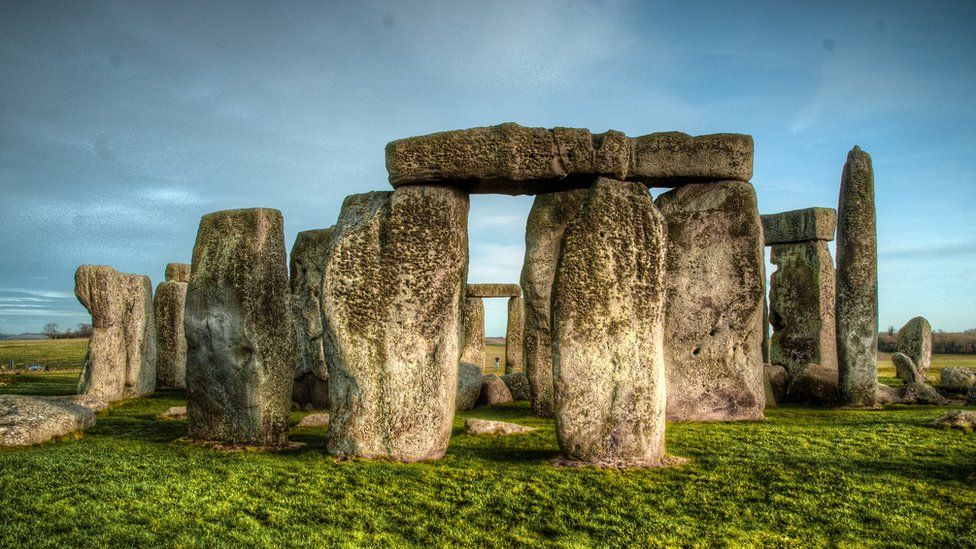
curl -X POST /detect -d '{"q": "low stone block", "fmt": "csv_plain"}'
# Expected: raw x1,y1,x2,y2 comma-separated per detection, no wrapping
900,382,947,405
761,208,836,245
786,363,839,406
464,418,536,435
897,317,932,376
479,374,514,406
940,367,976,392
159,406,187,420
932,411,976,431
165,263,190,283
764,364,788,405
0,395,95,447
297,413,330,428
501,371,530,401
891,352,924,384
456,362,484,411
466,283,521,298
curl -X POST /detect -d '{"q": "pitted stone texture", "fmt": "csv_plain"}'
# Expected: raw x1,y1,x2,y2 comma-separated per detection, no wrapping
0,395,95,447
768,240,837,380
456,362,483,411
836,146,878,407
761,208,837,245
521,189,588,418
552,178,668,468
154,280,187,389
940,367,976,393
165,263,190,283
290,227,334,410
891,353,925,384
932,411,976,431
386,123,753,193
479,374,514,406
296,413,330,428
900,382,947,405
460,298,485,370
322,187,468,462
501,371,530,401
630,132,753,184
466,284,521,298
505,297,524,373
75,265,157,402
185,208,296,448
655,181,766,421
785,364,839,406
464,418,536,435
897,317,932,376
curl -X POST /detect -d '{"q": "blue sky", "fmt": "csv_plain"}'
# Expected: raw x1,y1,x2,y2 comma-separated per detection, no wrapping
1,0,974,336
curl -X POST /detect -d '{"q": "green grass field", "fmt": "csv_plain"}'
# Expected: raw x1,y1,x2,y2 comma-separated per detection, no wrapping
1,339,975,546
0,337,88,370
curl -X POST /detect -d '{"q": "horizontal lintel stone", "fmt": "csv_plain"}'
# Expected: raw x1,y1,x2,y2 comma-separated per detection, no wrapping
761,207,837,245
466,283,521,298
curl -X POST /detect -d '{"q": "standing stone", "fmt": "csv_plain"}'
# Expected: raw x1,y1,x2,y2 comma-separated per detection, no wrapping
460,297,485,370
835,146,878,407
154,275,188,390
896,316,933,377
891,352,924,384
322,187,468,462
767,240,837,377
75,265,157,401
456,362,483,411
290,228,335,410
655,181,766,421
505,296,524,373
552,178,668,468
520,189,588,418
185,208,296,447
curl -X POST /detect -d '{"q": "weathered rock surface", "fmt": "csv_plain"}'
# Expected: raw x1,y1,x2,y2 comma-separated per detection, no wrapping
322,187,468,461
761,207,837,245
876,384,901,405
764,364,788,405
185,208,297,448
899,382,948,405
521,189,588,418
154,279,188,389
655,181,766,421
501,371,530,401
466,283,521,298
297,413,330,428
479,374,514,406
940,367,976,393
786,363,840,406
159,406,187,420
768,240,837,379
505,296,524,374
456,362,484,411
969,385,976,406
897,317,932,376
386,123,753,193
835,146,878,407
56,394,108,413
891,352,925,384
75,265,157,402
552,178,668,468
165,263,190,283
464,418,536,435
460,297,485,370
932,411,976,431
290,227,334,410
0,395,95,447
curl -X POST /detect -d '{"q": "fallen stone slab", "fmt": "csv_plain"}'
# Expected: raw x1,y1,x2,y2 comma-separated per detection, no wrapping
297,413,330,428
386,123,753,194
501,371,530,401
761,207,836,245
931,411,976,431
0,395,95,447
55,395,108,413
892,352,925,384
159,406,187,420
877,384,901,405
466,283,521,298
786,363,840,406
165,262,190,283
940,367,976,393
900,382,948,405
479,374,513,406
464,418,536,435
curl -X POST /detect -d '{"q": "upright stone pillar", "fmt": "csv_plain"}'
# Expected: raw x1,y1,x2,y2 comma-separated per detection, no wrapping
505,296,524,373
290,228,334,410
655,181,766,421
897,316,932,377
835,147,878,407
185,208,296,447
460,297,485,370
322,187,468,462
762,208,837,380
520,189,587,418
154,263,189,389
552,178,668,468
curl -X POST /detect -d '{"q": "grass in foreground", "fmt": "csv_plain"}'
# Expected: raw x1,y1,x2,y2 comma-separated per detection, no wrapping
1,391,974,547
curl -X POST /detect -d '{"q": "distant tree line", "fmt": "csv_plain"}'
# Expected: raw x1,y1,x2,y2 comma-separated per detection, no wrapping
878,327,976,354
42,323,93,339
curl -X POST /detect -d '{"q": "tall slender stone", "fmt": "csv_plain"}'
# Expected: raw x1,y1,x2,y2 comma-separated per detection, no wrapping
505,296,524,373
552,178,668,468
896,316,932,377
835,147,878,407
460,297,485,370
322,187,468,462
655,181,766,421
185,208,296,447
290,228,334,410
154,276,188,390
520,189,588,418
75,265,157,401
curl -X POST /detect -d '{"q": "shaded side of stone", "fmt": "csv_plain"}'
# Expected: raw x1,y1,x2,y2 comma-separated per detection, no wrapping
466,283,521,298
460,297,485,370
552,178,668,467
505,296,524,373
835,146,878,407
655,181,766,421
479,374,514,406
290,227,335,410
785,363,839,406
520,189,588,418
891,352,924,384
322,187,468,462
761,207,836,245
185,208,296,447
897,316,932,376
165,263,191,283
154,280,188,389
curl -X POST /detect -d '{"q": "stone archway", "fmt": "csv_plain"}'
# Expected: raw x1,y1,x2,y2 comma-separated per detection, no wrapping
460,283,523,375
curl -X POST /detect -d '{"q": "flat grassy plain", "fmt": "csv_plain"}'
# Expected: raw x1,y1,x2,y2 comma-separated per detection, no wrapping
1,339,975,546
0,337,88,370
